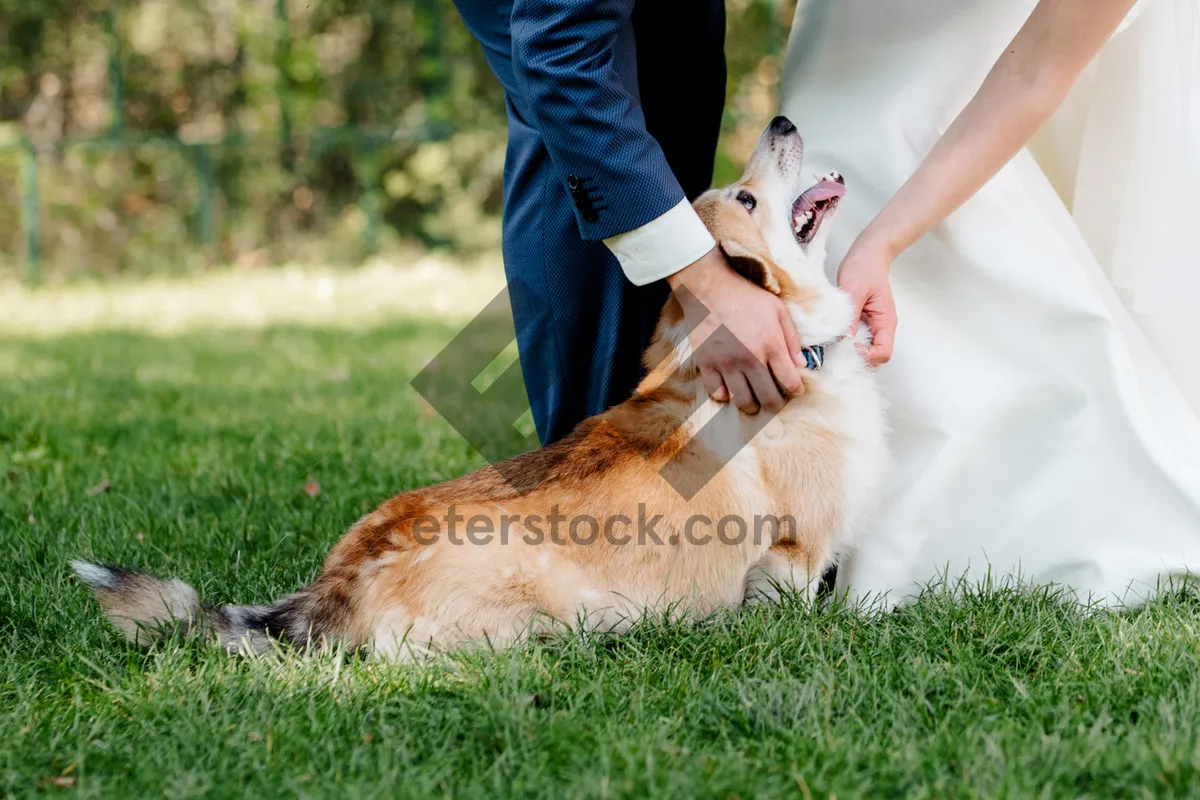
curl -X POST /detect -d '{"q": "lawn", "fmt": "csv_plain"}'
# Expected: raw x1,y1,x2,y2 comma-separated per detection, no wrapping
3,264,1200,798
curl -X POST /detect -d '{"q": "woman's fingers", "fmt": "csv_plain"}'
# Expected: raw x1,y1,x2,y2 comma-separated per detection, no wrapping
866,322,895,365
862,289,898,365
848,291,868,337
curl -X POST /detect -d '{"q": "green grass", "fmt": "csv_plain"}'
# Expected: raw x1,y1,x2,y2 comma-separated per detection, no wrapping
4,271,1200,798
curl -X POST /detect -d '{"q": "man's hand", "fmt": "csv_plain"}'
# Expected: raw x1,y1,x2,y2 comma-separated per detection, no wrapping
666,247,805,414
837,238,897,366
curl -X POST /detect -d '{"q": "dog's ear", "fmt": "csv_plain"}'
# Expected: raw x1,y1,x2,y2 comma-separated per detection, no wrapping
719,238,782,295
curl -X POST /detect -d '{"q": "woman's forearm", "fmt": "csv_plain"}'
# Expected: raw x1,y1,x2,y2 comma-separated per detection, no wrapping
857,0,1140,261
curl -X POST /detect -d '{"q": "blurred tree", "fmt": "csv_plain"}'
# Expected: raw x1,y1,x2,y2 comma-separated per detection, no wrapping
0,0,795,281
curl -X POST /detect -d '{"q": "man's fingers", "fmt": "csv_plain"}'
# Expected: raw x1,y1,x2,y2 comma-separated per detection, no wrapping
701,365,728,402
776,304,804,365
770,305,805,399
767,346,805,398
746,362,785,413
772,359,806,399
721,369,759,414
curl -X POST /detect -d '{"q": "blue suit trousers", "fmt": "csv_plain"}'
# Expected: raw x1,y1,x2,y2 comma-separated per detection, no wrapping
452,0,727,444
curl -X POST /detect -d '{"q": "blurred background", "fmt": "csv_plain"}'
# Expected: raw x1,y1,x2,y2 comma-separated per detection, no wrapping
0,0,798,285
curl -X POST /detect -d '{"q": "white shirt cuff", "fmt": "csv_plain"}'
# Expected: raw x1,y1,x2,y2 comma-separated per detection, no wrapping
603,198,716,286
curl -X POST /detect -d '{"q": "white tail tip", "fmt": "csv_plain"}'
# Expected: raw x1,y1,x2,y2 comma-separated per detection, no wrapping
70,560,118,590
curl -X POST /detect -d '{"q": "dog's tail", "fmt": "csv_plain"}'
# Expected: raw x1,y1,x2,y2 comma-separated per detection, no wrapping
70,560,358,654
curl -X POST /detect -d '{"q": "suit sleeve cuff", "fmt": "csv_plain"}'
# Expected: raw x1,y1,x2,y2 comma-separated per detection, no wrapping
602,198,716,286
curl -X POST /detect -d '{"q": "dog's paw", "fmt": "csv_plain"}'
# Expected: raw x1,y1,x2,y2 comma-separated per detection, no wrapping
743,581,783,606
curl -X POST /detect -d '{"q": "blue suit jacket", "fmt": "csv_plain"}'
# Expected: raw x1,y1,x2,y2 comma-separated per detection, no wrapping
452,0,725,444
507,0,694,240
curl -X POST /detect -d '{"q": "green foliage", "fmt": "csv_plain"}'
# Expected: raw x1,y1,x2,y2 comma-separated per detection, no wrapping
0,0,796,281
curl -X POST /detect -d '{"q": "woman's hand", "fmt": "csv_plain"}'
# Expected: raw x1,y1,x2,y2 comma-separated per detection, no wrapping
837,237,897,366
828,0,1138,370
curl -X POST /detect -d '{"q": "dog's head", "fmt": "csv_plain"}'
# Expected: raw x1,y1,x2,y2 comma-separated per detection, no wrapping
693,116,846,299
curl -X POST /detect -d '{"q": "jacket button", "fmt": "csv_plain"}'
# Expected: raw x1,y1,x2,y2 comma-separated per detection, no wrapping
567,174,580,191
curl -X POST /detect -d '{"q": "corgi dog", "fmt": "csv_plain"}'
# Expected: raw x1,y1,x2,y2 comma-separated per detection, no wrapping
73,116,888,659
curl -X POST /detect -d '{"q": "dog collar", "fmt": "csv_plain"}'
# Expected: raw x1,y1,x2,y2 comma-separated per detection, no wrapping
800,335,847,371
801,344,826,370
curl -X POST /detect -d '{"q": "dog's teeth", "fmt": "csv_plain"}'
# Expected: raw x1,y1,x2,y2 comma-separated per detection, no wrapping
803,210,814,220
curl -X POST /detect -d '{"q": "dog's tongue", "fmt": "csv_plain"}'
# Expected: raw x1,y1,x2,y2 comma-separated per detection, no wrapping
794,179,847,214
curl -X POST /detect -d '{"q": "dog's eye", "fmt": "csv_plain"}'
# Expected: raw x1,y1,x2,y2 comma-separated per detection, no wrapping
736,190,757,212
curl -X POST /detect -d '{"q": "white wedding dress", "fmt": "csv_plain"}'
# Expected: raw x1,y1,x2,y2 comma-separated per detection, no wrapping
780,0,1200,607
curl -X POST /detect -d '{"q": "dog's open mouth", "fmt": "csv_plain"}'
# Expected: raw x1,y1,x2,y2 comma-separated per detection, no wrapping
792,171,846,245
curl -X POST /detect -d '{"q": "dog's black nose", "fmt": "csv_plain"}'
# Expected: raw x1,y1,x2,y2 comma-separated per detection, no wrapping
769,116,797,135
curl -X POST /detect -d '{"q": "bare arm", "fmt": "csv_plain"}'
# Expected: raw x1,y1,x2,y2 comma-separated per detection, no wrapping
840,0,1140,365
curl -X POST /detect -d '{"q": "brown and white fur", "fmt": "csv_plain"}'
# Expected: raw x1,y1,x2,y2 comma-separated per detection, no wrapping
72,117,888,660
